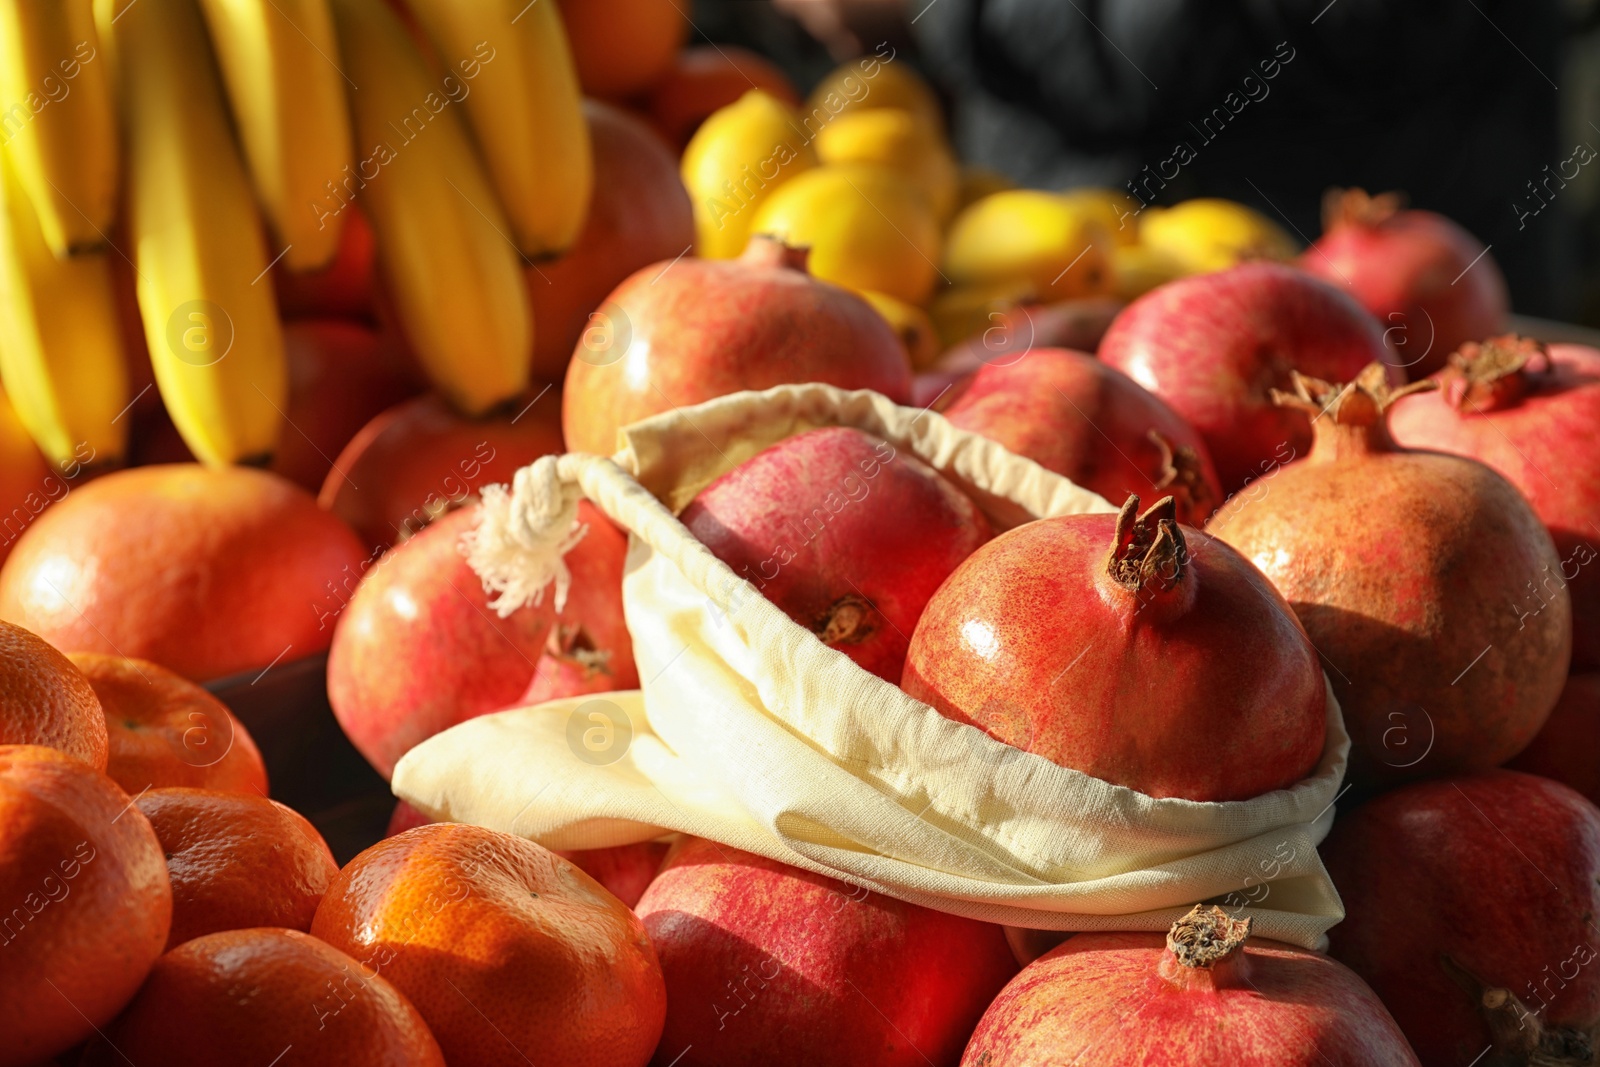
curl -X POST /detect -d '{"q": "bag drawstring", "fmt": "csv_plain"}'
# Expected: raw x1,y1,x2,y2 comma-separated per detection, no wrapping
462,454,589,617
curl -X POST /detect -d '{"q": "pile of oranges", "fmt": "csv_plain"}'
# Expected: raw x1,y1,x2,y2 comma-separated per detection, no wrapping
0,618,665,1066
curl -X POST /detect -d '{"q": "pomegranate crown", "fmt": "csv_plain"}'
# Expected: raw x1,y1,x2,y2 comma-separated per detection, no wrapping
1443,334,1548,411
1167,904,1252,969
741,234,812,273
1106,494,1185,594
1270,362,1436,427
1147,430,1216,519
1322,187,1405,231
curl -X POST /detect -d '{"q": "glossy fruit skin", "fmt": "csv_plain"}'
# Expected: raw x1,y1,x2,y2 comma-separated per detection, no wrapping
1508,673,1600,804
903,506,1326,801
1389,342,1600,669
681,427,992,683
80,927,445,1067
558,0,686,100
312,822,666,1067
519,501,639,704
1302,192,1508,378
1099,262,1394,492
0,745,172,1067
561,239,912,456
1208,382,1570,787
0,464,370,681
648,45,799,149
962,928,1418,1066
320,390,565,555
136,787,338,949
327,506,557,779
635,837,1018,1067
1323,771,1600,1066
0,620,107,769
72,653,267,796
527,101,693,383
941,347,1223,525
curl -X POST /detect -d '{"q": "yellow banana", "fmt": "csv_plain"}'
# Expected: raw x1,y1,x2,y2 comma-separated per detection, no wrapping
98,0,286,465
404,0,591,259
329,0,531,415
0,157,125,467
0,0,117,256
197,0,351,271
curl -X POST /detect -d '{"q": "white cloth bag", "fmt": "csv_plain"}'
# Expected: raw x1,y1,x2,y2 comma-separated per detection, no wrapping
392,384,1349,949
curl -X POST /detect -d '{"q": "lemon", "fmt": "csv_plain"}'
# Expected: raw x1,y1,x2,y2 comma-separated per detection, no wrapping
681,89,816,259
928,278,1035,349
1138,198,1297,274
751,163,942,306
943,190,1115,300
1059,187,1143,247
815,108,958,221
1111,243,1185,300
804,57,943,136
860,289,941,370
957,166,1015,213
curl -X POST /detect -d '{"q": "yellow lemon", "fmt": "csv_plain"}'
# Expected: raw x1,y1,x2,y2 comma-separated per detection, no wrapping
928,278,1035,349
860,289,941,370
943,189,1115,300
681,89,816,259
804,56,943,136
957,166,1015,213
1111,243,1185,300
1138,198,1297,274
815,108,958,221
1059,187,1143,247
751,163,941,306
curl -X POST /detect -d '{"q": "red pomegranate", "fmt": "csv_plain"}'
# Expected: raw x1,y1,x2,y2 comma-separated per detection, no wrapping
1323,771,1600,1066
680,427,991,683
561,238,912,456
1508,673,1600,805
1207,365,1571,786
930,296,1124,377
327,505,557,778
1098,261,1395,492
940,347,1222,524
635,837,1018,1067
962,905,1419,1066
517,501,638,705
526,101,694,383
1301,189,1508,378
902,494,1326,800
1389,336,1600,669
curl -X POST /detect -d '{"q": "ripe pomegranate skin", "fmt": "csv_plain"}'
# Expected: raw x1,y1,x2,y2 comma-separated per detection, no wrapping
1301,189,1508,379
561,237,912,456
962,906,1419,1067
1323,771,1600,1067
1508,673,1600,806
681,427,991,683
940,347,1222,525
327,506,557,779
1098,261,1395,492
635,837,1017,1067
517,501,638,705
1207,366,1571,787
1389,338,1600,669
902,495,1326,801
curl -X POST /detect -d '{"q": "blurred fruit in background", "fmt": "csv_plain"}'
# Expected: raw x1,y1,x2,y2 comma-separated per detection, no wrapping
682,88,817,259
0,385,52,569
1509,673,1600,806
806,56,944,136
815,107,958,220
861,288,940,369
648,44,800,150
0,618,107,769
944,190,1115,303
272,202,377,321
559,0,687,101
1058,187,1140,246
928,277,1036,349
956,165,1015,212
1136,197,1297,274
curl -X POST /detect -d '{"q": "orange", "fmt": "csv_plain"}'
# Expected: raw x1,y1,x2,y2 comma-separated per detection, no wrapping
71,653,268,796
136,787,338,949
0,745,171,1067
0,463,370,681
648,44,800,149
312,822,667,1067
80,928,445,1066
0,620,107,769
558,0,687,100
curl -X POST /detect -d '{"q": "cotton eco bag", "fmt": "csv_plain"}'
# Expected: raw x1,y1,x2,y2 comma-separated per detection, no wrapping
393,383,1349,948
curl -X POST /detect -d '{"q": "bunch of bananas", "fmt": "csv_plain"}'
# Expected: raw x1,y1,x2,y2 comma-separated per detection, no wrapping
0,0,589,468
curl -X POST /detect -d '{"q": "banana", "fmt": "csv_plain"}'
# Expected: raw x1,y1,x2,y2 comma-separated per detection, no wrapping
197,0,351,271
0,156,126,467
405,0,591,259
0,0,118,256
329,0,531,415
97,0,286,465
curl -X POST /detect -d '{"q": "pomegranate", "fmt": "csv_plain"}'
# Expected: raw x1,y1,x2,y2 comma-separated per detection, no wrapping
635,837,1017,1067
962,905,1419,1066
1389,336,1600,669
327,506,557,778
1323,771,1600,1066
940,347,1222,525
517,501,638,704
902,495,1326,801
1301,189,1508,378
1098,261,1395,492
929,296,1124,379
680,426,991,683
1207,365,1571,786
1508,673,1600,806
561,237,912,456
